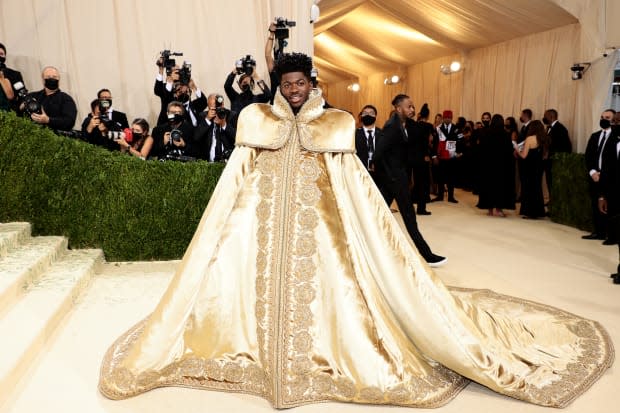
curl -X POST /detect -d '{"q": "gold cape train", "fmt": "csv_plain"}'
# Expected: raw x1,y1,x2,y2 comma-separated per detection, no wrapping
99,89,613,409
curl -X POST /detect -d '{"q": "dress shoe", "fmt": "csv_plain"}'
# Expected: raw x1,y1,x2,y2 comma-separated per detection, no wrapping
610,273,618,279
447,198,458,203
427,255,448,268
417,210,432,216
613,274,620,284
602,239,617,246
430,197,443,202
581,233,602,240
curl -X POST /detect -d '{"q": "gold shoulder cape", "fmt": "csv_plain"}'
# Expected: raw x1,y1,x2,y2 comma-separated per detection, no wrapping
99,89,613,408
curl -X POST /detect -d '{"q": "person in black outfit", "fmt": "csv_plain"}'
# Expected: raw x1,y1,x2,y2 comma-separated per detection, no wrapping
515,120,548,219
91,88,129,151
374,94,446,267
543,109,571,201
354,104,383,185
0,42,24,111
151,101,195,161
154,61,207,127
476,114,516,217
598,125,620,283
410,104,433,215
194,94,236,162
20,66,77,132
224,65,271,115
432,110,459,203
583,109,616,242
81,99,109,147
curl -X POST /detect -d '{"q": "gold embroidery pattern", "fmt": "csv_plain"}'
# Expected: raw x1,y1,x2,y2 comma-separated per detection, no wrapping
449,287,614,408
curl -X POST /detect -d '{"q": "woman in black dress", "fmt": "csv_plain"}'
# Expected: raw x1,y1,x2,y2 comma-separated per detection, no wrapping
476,114,516,217
515,120,549,218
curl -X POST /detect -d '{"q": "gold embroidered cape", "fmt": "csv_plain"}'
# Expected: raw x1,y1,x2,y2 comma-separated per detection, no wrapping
99,89,613,408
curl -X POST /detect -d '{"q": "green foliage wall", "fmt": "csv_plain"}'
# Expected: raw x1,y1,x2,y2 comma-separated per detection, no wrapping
549,153,593,232
0,111,224,261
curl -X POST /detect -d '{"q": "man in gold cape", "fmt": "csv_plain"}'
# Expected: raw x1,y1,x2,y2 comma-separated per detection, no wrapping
99,53,613,408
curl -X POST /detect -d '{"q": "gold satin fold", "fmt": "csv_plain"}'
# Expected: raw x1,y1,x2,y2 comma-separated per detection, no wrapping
99,90,613,409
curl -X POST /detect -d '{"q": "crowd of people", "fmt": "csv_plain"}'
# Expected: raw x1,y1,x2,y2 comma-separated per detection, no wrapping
1,33,619,280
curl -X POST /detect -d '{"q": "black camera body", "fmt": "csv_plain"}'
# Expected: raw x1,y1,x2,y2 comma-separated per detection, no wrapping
170,128,183,143
12,81,42,116
275,17,296,40
235,55,256,76
178,61,192,85
215,107,229,120
158,49,183,76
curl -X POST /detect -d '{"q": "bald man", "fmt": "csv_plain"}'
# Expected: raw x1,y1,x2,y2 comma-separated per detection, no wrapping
21,66,77,132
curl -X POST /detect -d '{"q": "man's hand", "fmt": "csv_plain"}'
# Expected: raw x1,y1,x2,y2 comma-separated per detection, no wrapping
599,197,608,214
188,78,197,91
30,108,50,124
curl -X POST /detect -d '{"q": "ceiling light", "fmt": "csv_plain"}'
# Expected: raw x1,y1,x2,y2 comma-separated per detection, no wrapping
384,75,401,85
391,75,400,84
449,61,461,72
348,83,360,92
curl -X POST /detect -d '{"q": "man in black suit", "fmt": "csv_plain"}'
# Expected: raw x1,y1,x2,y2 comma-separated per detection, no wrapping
374,94,446,267
518,108,533,143
151,101,195,161
411,104,433,214
432,110,459,203
97,88,129,128
597,114,620,283
194,94,236,162
0,42,25,111
583,109,616,242
154,61,207,127
543,108,571,200
355,104,382,183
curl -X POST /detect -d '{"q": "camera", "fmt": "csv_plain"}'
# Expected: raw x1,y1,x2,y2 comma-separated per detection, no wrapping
235,55,256,76
98,98,111,122
13,82,42,116
157,49,183,76
178,61,192,85
215,107,229,120
107,129,133,143
170,128,183,143
275,17,296,40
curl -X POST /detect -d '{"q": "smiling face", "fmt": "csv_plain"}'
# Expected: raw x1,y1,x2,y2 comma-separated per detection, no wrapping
280,71,311,112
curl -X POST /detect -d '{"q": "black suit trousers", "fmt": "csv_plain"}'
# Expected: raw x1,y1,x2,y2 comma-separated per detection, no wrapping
589,180,608,237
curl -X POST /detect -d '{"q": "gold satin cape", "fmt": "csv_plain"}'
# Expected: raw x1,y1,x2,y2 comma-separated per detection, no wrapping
99,90,613,408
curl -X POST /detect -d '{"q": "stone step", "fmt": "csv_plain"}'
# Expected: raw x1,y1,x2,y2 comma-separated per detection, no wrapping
0,236,68,317
0,222,31,258
0,248,104,409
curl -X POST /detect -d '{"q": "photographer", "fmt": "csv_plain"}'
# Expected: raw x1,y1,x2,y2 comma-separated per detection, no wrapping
0,43,24,111
154,53,206,126
194,93,236,162
20,66,77,132
81,98,110,147
97,88,128,129
151,101,195,161
116,118,153,160
224,56,271,114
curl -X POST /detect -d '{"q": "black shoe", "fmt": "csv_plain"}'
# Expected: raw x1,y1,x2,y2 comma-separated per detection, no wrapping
613,274,620,284
417,210,432,215
602,239,617,245
447,198,458,203
582,233,603,240
610,273,618,279
430,197,443,202
426,255,447,268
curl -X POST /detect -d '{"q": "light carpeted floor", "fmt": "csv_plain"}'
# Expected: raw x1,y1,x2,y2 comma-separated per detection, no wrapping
6,189,618,413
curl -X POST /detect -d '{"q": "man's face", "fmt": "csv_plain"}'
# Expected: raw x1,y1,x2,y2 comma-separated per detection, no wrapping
361,107,376,118
99,91,112,101
396,98,415,119
443,116,452,125
167,105,184,125
280,72,311,110
601,111,614,123
0,48,6,60
42,67,60,82
481,113,491,124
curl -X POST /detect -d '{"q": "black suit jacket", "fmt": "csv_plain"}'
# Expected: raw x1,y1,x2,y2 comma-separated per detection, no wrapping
151,121,195,159
433,123,459,158
548,121,571,154
355,126,382,170
599,135,620,206
193,118,236,161
585,130,609,174
374,114,409,183
1,66,24,111
518,122,530,143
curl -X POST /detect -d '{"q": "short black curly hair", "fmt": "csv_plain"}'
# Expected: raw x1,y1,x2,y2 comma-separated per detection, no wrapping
275,52,313,80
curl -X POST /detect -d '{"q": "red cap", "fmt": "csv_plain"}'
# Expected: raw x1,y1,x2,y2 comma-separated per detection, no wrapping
442,110,453,118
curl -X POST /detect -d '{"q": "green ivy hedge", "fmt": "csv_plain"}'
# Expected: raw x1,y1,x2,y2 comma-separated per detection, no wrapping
549,153,593,232
0,111,224,261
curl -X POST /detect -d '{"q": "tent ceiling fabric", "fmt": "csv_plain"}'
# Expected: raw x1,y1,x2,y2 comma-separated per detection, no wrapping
314,0,578,84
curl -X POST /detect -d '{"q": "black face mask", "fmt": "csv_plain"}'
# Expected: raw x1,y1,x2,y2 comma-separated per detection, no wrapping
132,132,143,141
542,117,549,125
482,120,490,127
361,115,376,126
600,118,611,129
0,56,5,64
168,113,184,125
177,93,190,103
44,78,59,91
519,117,525,124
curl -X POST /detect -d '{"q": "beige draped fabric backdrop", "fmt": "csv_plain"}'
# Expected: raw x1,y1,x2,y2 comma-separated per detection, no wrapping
0,0,313,129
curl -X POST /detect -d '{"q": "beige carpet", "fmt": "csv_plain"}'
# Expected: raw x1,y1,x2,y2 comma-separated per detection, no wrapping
6,189,618,413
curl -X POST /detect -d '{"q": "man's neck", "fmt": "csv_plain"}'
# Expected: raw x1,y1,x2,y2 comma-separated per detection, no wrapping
44,88,58,96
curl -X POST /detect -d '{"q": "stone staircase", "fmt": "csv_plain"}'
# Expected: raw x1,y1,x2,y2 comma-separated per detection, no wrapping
0,222,104,409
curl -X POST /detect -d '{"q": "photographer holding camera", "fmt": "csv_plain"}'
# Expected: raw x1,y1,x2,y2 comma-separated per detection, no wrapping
224,55,271,114
81,98,109,147
154,52,206,127
151,101,195,161
19,66,77,132
0,43,23,111
194,93,236,162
